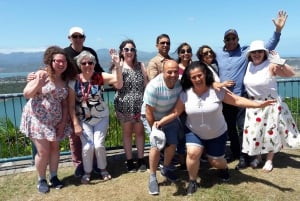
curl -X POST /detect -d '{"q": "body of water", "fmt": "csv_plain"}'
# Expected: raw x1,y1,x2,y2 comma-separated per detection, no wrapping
0,72,29,79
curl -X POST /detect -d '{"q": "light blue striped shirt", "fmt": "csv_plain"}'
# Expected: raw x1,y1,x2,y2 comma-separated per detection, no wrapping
143,74,182,120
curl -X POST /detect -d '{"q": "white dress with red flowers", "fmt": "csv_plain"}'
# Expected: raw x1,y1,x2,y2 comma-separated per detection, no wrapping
242,60,300,156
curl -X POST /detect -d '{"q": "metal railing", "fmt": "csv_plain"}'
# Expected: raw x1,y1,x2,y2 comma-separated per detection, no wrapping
0,79,300,164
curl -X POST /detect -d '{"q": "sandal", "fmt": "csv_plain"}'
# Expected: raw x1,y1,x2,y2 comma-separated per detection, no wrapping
262,160,273,173
101,170,112,181
81,174,90,184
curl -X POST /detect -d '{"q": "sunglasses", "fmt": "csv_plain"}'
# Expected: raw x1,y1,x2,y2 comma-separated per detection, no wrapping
81,61,94,66
202,50,213,56
123,47,136,52
180,49,192,54
251,50,265,54
225,37,236,42
52,59,67,64
159,41,170,46
71,35,85,39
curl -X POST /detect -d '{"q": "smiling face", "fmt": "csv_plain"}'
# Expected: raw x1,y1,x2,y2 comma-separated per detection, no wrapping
121,42,136,65
163,60,179,89
79,56,95,78
52,54,68,75
156,37,170,57
249,50,266,65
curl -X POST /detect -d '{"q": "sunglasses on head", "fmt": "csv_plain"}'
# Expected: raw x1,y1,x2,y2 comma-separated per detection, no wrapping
225,37,236,42
159,41,170,45
123,47,136,52
81,61,94,66
180,49,192,54
202,50,213,56
71,35,85,39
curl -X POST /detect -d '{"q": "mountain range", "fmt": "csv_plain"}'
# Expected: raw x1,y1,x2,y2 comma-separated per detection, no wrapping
0,49,157,73
0,49,299,73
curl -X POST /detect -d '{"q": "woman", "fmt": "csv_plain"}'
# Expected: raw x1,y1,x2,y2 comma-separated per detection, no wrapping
242,40,300,172
174,42,193,170
196,45,234,88
20,46,78,193
155,61,275,195
175,42,193,78
111,39,148,172
68,50,122,184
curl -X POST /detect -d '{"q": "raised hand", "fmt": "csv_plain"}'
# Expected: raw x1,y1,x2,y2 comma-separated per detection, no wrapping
109,48,121,65
273,10,288,33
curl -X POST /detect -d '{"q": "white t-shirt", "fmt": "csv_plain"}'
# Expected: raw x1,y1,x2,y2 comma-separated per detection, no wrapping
180,87,227,139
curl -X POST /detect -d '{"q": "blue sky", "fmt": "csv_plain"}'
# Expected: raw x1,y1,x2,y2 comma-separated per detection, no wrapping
0,0,299,56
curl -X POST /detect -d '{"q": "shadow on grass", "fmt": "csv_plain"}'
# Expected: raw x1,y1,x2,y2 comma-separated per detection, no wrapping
197,151,298,192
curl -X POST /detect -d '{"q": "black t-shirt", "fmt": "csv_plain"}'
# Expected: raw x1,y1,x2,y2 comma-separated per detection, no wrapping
64,45,105,73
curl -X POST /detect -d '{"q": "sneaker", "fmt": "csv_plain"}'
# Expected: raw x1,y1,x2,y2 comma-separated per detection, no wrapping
148,179,159,195
219,168,230,182
235,157,248,170
186,181,197,195
137,159,147,172
81,174,90,184
37,179,49,193
49,176,63,189
74,164,84,177
126,159,137,173
161,166,179,182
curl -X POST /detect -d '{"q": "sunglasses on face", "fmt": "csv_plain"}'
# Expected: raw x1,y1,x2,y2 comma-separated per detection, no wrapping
81,61,94,66
202,50,213,56
180,49,192,54
71,35,85,39
159,41,170,46
52,59,67,64
123,47,136,52
251,50,265,54
225,37,236,42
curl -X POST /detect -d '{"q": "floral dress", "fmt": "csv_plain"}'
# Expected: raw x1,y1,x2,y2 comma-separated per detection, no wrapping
114,63,145,123
20,81,72,141
242,60,300,156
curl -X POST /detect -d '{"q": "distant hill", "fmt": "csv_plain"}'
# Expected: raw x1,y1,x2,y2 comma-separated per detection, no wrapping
0,49,299,73
0,49,156,73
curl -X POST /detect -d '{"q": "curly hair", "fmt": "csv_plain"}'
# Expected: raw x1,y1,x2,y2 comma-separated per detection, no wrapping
43,46,78,81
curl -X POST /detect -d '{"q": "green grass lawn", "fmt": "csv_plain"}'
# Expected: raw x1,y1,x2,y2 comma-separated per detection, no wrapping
0,148,299,201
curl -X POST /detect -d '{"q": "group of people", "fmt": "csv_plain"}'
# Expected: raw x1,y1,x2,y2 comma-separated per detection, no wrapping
20,10,300,196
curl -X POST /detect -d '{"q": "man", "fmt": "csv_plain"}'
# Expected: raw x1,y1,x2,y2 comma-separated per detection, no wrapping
64,26,104,73
147,33,172,80
216,11,288,169
64,26,104,177
144,60,182,195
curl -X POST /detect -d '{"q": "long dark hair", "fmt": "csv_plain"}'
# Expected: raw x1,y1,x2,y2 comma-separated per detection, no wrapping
181,61,214,91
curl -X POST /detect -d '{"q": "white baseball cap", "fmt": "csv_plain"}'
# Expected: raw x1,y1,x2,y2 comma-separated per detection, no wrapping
69,26,84,36
150,126,166,150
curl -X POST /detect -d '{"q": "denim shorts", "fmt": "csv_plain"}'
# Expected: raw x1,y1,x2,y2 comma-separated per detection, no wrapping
161,118,181,145
185,131,227,158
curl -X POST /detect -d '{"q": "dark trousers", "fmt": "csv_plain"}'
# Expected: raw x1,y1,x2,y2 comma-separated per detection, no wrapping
69,133,83,167
222,103,245,159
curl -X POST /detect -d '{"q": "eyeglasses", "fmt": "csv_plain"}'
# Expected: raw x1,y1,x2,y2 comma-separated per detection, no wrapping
180,49,192,54
159,41,170,46
123,47,136,52
202,50,213,56
225,37,236,42
81,61,94,66
52,59,67,64
250,50,265,54
71,35,85,39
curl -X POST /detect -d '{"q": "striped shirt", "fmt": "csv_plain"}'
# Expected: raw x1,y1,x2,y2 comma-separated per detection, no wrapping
143,74,182,120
